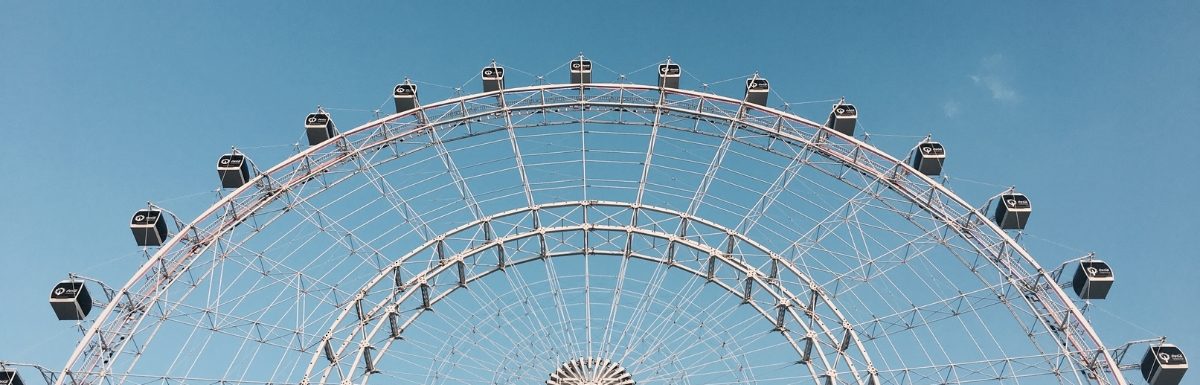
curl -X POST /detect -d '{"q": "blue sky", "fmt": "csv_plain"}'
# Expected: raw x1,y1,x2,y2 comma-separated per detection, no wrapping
1,1,1198,381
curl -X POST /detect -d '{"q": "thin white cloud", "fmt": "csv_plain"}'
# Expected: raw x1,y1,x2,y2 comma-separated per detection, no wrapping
971,54,1018,103
943,101,960,118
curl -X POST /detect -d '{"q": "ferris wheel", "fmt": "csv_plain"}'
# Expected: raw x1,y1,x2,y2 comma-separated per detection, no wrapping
6,56,1189,385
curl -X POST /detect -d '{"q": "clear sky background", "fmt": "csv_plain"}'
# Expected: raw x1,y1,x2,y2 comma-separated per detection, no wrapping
1,1,1197,381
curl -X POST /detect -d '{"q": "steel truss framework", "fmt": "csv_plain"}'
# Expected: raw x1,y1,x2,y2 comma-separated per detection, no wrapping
56,82,1127,385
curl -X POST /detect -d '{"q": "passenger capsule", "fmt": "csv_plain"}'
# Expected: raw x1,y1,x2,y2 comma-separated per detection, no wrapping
744,76,769,106
911,141,946,176
1072,260,1114,299
827,101,857,136
1142,344,1188,385
130,208,169,246
304,112,336,146
570,58,592,84
49,280,92,320
992,193,1031,230
658,62,681,89
482,65,505,92
217,153,252,189
0,370,25,385
393,82,418,113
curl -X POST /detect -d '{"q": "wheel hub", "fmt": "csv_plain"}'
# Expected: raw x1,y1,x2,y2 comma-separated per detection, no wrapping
547,357,633,385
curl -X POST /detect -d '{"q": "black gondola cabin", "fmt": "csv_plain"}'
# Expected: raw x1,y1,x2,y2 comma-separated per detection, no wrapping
130,209,169,246
49,280,92,320
570,59,592,84
482,66,505,92
827,102,857,136
217,154,251,189
658,63,681,89
0,370,24,385
1142,344,1188,385
393,83,418,113
993,193,1031,230
745,77,769,106
304,113,336,146
1072,260,1114,299
911,142,946,176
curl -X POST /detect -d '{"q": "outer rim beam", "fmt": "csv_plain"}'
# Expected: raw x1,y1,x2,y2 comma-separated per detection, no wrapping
59,83,1122,385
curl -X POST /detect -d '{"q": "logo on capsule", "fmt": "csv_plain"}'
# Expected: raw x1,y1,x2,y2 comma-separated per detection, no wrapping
1160,352,1172,362
134,214,146,222
572,62,581,69
307,116,317,124
54,287,66,296
1087,267,1098,276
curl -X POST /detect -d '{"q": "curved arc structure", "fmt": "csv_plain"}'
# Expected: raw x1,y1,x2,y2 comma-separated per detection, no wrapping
304,201,875,385
57,82,1123,385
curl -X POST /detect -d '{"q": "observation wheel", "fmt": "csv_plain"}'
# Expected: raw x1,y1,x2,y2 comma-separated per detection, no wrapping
42,58,1185,385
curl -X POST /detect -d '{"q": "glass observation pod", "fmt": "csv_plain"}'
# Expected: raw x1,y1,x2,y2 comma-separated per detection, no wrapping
570,58,592,84
216,153,252,189
827,101,858,136
482,65,505,92
744,76,769,106
658,62,681,89
1072,260,1114,300
1142,344,1188,385
304,112,336,146
911,141,947,176
393,82,418,113
130,208,169,247
49,280,92,320
0,370,24,385
992,193,1032,230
